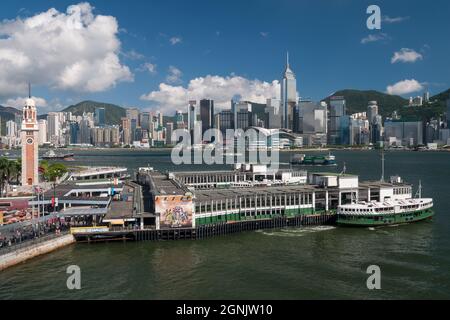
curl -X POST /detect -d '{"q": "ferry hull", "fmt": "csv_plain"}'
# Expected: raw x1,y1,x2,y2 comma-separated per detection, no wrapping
337,208,434,227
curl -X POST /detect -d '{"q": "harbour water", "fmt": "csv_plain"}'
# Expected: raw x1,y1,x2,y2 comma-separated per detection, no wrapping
1,149,449,299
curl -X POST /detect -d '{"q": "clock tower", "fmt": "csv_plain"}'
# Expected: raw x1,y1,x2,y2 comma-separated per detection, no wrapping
21,90,39,187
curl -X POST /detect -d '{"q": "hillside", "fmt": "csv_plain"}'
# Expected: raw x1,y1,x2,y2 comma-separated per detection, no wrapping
63,101,126,125
0,105,21,136
323,89,408,117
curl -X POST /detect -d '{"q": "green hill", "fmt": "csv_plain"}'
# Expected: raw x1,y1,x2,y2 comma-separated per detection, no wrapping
0,105,21,136
63,101,126,125
323,89,408,117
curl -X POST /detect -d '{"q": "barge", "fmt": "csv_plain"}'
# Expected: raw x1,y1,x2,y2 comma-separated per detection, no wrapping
291,153,337,166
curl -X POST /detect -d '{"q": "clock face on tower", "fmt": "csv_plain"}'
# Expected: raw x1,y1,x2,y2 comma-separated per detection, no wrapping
26,137,34,145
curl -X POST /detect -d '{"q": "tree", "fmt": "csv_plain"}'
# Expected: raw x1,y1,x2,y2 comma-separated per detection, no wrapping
45,163,68,183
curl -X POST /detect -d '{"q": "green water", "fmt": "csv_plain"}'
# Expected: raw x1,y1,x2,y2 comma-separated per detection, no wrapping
1,149,449,299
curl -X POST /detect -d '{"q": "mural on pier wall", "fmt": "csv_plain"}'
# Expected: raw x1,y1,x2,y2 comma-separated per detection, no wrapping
155,195,193,228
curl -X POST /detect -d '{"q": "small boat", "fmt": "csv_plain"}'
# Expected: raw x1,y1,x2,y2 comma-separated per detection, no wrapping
291,153,336,166
42,150,75,161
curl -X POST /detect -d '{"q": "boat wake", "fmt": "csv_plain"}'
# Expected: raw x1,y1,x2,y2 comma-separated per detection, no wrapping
256,226,336,237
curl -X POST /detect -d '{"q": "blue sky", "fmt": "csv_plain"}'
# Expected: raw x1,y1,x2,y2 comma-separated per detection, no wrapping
0,0,449,114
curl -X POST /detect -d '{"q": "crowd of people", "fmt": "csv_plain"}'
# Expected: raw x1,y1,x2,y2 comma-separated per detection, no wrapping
0,217,70,250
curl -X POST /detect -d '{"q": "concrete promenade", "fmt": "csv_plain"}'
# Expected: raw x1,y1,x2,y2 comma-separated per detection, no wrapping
0,233,75,271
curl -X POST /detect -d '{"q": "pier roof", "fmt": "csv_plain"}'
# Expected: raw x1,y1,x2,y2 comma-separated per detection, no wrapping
194,184,318,202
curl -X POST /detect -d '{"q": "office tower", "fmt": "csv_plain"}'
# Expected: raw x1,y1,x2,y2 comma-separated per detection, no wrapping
121,117,131,145
232,101,252,130
79,115,92,145
174,110,186,130
187,100,197,131
111,126,120,145
265,98,282,129
384,121,424,146
47,112,61,146
371,115,383,144
6,120,17,137
423,91,430,103
68,121,79,145
166,122,174,145
328,96,346,144
200,99,214,134
38,119,48,145
157,112,164,128
95,108,106,127
302,101,327,134
367,101,378,124
281,52,297,129
126,108,140,125
217,110,234,135
140,112,151,131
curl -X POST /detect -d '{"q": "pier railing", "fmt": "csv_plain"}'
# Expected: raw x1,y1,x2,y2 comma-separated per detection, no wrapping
0,231,70,256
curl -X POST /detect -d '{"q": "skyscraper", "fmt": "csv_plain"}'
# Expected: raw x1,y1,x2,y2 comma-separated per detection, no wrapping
187,100,197,131
200,99,214,134
280,52,297,129
38,119,48,145
329,96,346,144
95,108,106,127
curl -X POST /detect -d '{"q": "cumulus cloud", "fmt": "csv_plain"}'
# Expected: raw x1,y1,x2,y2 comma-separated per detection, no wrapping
169,36,182,45
387,79,424,95
4,96,48,108
361,33,389,44
140,75,280,114
0,2,133,98
391,48,423,64
166,66,183,84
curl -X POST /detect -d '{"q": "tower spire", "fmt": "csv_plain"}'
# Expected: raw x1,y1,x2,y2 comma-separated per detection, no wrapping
28,83,31,99
286,51,290,68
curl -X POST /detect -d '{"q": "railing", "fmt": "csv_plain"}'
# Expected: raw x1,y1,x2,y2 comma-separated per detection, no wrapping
0,231,70,256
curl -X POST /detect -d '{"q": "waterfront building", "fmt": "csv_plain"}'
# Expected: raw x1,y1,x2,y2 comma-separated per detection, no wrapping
95,108,106,127
328,96,346,145
280,52,297,129
200,99,214,135
21,96,39,186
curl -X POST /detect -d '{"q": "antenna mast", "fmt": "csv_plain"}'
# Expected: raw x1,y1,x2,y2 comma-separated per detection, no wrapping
380,149,385,182
28,83,31,98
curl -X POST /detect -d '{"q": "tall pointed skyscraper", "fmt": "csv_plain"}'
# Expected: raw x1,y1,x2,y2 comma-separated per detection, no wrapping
280,52,297,129
21,85,39,186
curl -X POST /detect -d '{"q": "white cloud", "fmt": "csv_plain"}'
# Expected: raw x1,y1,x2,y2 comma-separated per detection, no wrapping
137,62,157,74
169,36,182,45
361,33,389,44
391,48,423,64
260,32,269,37
387,79,424,95
166,66,183,84
4,96,48,108
122,49,145,60
382,16,409,24
140,74,280,114
0,2,133,98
